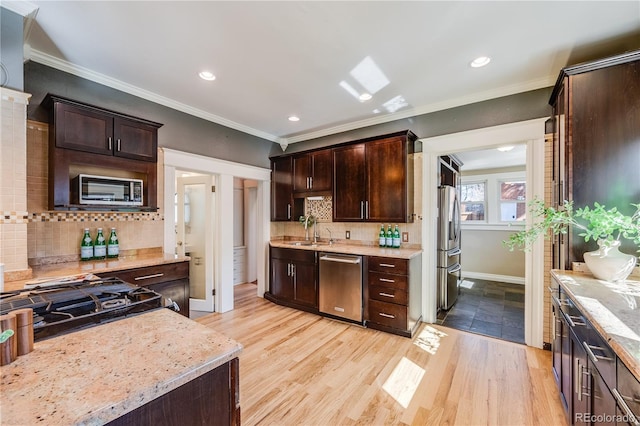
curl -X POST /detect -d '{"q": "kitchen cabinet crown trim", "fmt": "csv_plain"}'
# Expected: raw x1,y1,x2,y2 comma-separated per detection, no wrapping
43,94,164,129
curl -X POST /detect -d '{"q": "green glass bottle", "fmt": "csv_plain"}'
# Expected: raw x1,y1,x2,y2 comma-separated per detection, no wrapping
80,228,94,261
379,225,386,247
107,227,119,258
93,228,107,260
393,225,401,248
385,225,393,248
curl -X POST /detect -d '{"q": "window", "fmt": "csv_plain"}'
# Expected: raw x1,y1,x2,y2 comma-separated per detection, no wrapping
499,180,526,222
460,171,526,227
460,181,486,221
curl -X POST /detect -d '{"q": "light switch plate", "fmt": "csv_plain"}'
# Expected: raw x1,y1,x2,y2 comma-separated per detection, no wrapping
345,230,350,239
402,232,409,242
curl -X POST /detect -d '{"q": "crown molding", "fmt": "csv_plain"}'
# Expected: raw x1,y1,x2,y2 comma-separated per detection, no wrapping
283,75,554,144
28,49,281,144
27,49,554,148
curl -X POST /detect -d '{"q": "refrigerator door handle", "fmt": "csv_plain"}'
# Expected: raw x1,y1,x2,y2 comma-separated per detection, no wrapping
448,264,462,273
448,248,462,257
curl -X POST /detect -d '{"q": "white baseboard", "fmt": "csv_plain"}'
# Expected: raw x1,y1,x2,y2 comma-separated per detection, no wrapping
461,271,525,285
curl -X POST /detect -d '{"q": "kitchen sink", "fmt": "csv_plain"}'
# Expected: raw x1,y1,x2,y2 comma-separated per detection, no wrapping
286,241,330,247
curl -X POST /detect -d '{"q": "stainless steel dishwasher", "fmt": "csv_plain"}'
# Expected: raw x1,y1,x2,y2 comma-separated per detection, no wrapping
319,252,363,323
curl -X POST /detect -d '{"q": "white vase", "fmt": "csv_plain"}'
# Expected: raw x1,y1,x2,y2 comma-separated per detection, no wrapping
583,239,637,282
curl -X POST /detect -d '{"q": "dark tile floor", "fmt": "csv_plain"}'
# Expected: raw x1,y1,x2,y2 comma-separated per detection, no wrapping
436,278,525,344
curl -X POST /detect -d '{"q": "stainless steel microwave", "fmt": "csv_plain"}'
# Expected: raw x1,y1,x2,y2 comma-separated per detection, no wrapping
72,174,143,206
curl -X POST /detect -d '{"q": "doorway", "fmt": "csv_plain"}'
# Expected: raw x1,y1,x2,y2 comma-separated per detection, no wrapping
420,118,547,348
436,145,527,343
163,148,271,314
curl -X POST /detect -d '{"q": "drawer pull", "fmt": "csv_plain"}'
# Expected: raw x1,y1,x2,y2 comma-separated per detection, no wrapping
583,341,614,363
379,292,395,298
566,315,585,327
379,263,395,268
134,273,165,281
378,278,395,283
378,312,395,319
612,389,640,426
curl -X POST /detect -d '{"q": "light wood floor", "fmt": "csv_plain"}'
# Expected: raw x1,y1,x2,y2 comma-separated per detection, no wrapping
197,283,567,426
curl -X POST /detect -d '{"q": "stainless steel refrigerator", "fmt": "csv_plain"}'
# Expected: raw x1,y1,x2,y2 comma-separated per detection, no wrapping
437,185,462,310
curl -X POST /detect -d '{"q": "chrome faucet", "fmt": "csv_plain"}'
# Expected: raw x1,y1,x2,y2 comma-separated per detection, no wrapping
326,228,334,245
313,219,318,244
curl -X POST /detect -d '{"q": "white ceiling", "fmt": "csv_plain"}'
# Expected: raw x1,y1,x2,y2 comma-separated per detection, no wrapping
8,1,640,146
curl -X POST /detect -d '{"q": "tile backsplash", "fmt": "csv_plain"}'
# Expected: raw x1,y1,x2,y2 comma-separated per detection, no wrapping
271,195,422,248
3,119,165,270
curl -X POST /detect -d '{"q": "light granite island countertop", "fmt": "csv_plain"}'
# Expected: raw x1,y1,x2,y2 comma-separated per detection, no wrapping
551,269,640,381
0,309,242,425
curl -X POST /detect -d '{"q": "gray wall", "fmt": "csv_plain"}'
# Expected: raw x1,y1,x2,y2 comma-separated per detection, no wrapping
0,7,24,91
270,87,553,157
24,62,276,169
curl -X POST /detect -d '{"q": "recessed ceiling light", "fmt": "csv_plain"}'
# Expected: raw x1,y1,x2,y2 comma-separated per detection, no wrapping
198,71,216,81
470,56,491,68
497,145,514,152
288,116,300,122
359,93,372,102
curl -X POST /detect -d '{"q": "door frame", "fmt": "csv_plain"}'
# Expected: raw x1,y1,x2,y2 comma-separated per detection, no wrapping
163,148,271,313
420,118,547,348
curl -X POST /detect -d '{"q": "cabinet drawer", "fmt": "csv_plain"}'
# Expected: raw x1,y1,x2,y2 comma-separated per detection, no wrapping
271,247,316,263
585,328,616,389
369,284,407,305
368,271,407,290
368,257,408,275
368,299,407,330
111,262,189,287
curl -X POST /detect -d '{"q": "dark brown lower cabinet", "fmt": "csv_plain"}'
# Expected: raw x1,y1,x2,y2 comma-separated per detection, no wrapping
107,357,240,426
551,275,640,426
266,247,318,311
109,261,190,316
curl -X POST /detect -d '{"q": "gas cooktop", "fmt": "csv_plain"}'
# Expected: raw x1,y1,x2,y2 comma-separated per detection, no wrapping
0,278,164,341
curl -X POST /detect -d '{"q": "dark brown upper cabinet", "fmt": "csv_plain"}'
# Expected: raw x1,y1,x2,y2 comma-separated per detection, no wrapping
550,50,640,267
45,94,163,211
48,95,161,163
333,131,416,223
271,156,294,221
292,149,332,195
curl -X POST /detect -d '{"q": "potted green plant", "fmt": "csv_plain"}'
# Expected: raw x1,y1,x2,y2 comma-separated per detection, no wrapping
504,199,640,282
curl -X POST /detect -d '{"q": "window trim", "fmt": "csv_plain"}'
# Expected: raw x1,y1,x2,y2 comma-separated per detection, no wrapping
460,179,487,223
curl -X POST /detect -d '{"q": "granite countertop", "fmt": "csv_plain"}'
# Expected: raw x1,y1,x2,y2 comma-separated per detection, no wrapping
269,240,422,260
551,270,640,381
4,253,190,292
0,309,242,425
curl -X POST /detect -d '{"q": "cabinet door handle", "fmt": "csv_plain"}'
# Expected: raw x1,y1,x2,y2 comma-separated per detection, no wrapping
309,176,313,189
365,201,369,219
117,138,121,152
287,204,291,220
379,263,396,268
291,264,295,277
360,201,364,219
575,357,582,401
379,278,395,283
379,292,395,298
287,263,291,277
108,136,113,150
379,312,395,319
134,273,164,281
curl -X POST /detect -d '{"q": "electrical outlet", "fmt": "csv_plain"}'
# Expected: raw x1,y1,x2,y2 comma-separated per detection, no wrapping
345,230,350,239
402,232,409,242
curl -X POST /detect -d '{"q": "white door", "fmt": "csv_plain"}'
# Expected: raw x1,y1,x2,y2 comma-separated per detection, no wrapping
177,175,215,312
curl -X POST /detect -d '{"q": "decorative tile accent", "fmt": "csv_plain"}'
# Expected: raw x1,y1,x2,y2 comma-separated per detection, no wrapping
0,211,163,224
1,211,29,223
305,196,332,222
